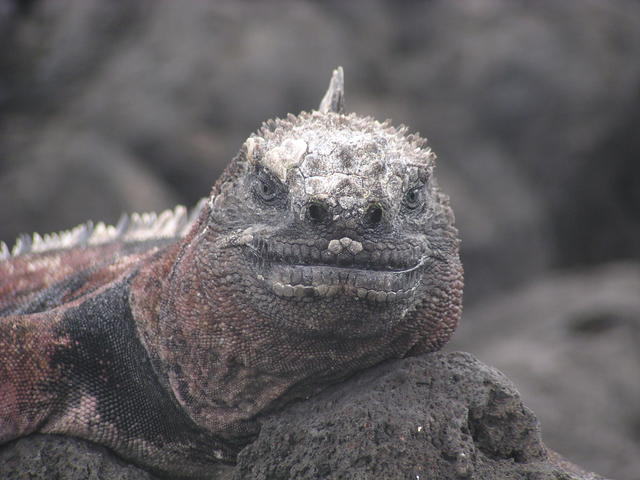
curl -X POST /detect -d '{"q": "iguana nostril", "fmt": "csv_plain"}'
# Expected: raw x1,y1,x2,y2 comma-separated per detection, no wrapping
307,202,330,224
364,204,384,227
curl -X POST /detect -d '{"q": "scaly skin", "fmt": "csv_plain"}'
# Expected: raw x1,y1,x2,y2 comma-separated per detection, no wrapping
0,68,463,478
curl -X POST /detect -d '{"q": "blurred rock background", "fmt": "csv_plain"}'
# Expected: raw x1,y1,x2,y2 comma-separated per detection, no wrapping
0,0,638,478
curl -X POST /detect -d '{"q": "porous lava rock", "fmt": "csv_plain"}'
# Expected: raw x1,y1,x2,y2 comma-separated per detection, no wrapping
0,352,604,479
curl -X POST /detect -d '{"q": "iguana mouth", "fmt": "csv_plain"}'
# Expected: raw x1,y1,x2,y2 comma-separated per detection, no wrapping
246,236,427,302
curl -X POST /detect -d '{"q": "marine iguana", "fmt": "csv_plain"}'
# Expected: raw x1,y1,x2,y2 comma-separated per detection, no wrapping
0,68,463,478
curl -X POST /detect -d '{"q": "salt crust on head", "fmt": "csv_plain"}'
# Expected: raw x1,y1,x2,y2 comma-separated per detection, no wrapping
242,112,436,214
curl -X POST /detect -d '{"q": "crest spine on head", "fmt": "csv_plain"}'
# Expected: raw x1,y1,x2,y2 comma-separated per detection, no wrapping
245,65,434,171
318,66,345,114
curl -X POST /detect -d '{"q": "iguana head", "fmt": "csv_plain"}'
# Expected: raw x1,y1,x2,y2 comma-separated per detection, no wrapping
147,68,463,434
204,68,461,339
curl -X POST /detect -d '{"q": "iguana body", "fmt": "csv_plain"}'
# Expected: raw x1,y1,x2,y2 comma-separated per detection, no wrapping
0,69,463,478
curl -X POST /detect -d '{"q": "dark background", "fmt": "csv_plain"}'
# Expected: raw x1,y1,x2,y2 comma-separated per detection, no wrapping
1,1,639,478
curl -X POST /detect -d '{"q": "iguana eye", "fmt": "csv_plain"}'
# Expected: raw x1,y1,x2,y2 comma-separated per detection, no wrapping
403,186,424,210
254,171,283,204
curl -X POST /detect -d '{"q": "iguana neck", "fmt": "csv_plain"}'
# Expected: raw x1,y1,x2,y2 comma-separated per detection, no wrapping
130,207,411,437
132,209,301,437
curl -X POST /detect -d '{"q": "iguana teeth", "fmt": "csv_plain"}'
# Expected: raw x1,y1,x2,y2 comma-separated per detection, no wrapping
366,290,378,302
316,285,329,296
272,282,285,296
327,239,342,254
271,279,407,303
375,291,388,302
326,285,340,296
347,240,363,255
281,284,294,297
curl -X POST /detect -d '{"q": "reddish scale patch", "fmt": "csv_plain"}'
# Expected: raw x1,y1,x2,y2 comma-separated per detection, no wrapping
0,240,173,444
0,242,167,313
0,310,70,443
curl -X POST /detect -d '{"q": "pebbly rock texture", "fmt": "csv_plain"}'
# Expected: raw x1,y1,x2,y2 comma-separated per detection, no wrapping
233,352,601,480
0,435,234,480
0,434,157,480
450,262,640,480
0,352,603,480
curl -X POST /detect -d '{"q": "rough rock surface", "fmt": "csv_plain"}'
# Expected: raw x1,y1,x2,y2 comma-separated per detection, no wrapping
0,352,603,480
450,262,640,480
233,352,600,480
0,434,157,480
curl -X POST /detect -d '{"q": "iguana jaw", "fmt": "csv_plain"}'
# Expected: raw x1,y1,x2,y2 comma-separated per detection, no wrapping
245,235,429,303
264,261,426,303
